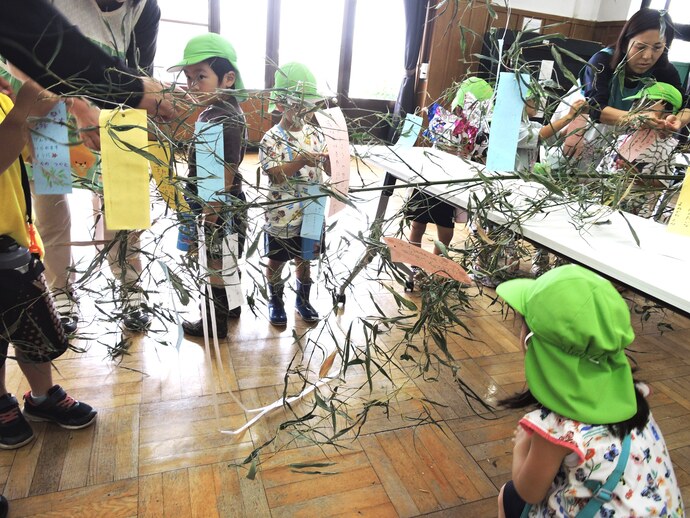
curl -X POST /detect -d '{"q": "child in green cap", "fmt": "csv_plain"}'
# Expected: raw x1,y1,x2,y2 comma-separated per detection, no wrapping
596,81,682,216
496,264,684,518
259,62,331,327
168,33,248,339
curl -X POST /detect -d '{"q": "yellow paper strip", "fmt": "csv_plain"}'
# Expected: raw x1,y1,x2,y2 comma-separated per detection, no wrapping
667,167,690,236
148,142,190,212
99,108,151,230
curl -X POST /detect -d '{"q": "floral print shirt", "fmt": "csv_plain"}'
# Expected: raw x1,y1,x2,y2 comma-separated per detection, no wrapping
259,123,327,238
520,408,684,517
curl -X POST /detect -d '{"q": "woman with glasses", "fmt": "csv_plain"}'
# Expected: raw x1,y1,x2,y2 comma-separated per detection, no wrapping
582,8,690,132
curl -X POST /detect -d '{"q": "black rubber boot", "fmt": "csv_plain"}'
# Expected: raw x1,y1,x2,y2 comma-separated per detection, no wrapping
295,279,319,322
268,284,287,326
182,286,229,338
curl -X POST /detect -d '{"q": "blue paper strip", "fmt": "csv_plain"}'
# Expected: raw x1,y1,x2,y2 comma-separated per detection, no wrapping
396,114,423,147
300,183,326,241
195,121,225,201
485,72,530,172
301,237,318,260
32,101,72,194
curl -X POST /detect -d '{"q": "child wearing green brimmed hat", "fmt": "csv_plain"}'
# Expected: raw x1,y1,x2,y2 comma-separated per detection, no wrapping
168,33,248,339
259,62,331,327
495,265,683,518
596,81,682,216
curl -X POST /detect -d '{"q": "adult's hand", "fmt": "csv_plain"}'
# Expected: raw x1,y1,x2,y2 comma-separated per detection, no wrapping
664,113,682,133
0,75,14,99
138,77,189,122
69,97,101,151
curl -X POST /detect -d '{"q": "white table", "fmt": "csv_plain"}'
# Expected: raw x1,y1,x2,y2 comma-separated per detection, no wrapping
353,144,690,315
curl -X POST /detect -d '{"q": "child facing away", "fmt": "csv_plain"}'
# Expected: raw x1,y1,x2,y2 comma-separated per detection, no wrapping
0,83,98,446
168,33,248,339
259,62,331,327
496,265,684,517
596,82,682,217
471,91,588,287
406,78,493,285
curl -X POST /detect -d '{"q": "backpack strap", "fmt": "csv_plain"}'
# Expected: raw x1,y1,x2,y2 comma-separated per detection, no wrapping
19,155,40,255
577,433,632,518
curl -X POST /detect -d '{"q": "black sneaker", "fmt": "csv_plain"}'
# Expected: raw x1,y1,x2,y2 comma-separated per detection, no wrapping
122,291,152,332
23,386,97,430
0,394,34,449
52,290,79,334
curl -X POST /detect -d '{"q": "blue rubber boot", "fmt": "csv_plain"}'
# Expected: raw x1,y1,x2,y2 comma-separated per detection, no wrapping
268,284,287,326
295,280,319,322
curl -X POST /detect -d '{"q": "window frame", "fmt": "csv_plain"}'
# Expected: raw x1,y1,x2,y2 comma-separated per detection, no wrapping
205,0,397,111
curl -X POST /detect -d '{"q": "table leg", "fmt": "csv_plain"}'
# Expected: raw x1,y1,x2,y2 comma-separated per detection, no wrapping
336,172,397,305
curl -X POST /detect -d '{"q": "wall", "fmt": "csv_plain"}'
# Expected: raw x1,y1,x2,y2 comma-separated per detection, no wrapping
420,1,627,107
490,0,634,20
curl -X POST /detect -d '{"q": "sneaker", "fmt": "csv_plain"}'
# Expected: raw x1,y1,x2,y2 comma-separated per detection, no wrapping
0,394,34,449
23,385,97,430
52,290,79,334
530,249,551,278
122,290,152,332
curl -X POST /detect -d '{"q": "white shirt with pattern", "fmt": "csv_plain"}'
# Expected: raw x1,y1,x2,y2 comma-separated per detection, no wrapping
520,408,684,517
259,123,327,238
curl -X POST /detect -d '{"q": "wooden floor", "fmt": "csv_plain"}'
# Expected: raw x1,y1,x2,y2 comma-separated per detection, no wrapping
4,154,690,517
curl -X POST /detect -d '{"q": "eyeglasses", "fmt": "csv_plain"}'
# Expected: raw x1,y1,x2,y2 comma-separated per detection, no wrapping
629,41,666,55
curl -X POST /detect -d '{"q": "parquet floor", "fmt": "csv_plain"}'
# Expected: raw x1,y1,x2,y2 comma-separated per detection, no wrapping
3,154,690,517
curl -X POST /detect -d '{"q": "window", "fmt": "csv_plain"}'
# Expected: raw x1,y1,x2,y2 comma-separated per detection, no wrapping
153,0,209,84
219,0,269,90
278,0,345,98
348,0,406,100
151,0,407,102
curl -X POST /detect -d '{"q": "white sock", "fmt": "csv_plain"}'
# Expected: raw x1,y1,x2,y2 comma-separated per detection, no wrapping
30,392,48,404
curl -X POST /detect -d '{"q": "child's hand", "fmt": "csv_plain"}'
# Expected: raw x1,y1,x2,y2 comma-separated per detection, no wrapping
626,111,665,131
298,150,328,167
567,99,588,119
14,80,58,120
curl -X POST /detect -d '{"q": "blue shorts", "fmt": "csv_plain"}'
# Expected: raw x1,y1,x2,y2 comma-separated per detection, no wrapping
502,481,527,518
263,232,325,263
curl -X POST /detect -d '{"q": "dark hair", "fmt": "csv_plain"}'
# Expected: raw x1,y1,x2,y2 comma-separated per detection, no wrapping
611,8,675,70
202,57,236,87
499,382,650,440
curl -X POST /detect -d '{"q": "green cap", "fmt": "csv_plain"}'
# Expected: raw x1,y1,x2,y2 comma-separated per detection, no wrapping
623,81,683,113
168,33,244,91
496,265,636,424
268,62,321,112
451,77,493,110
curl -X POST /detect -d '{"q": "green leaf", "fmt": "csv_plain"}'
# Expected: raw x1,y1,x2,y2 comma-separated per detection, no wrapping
246,458,258,480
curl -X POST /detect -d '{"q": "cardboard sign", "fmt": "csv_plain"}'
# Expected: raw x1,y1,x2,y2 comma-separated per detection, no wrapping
486,72,530,172
99,108,150,230
314,107,350,216
32,101,72,194
195,121,225,201
384,237,472,284
222,233,243,308
562,114,590,159
395,113,423,148
618,128,659,163
300,183,326,241
667,167,690,236
148,141,190,212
